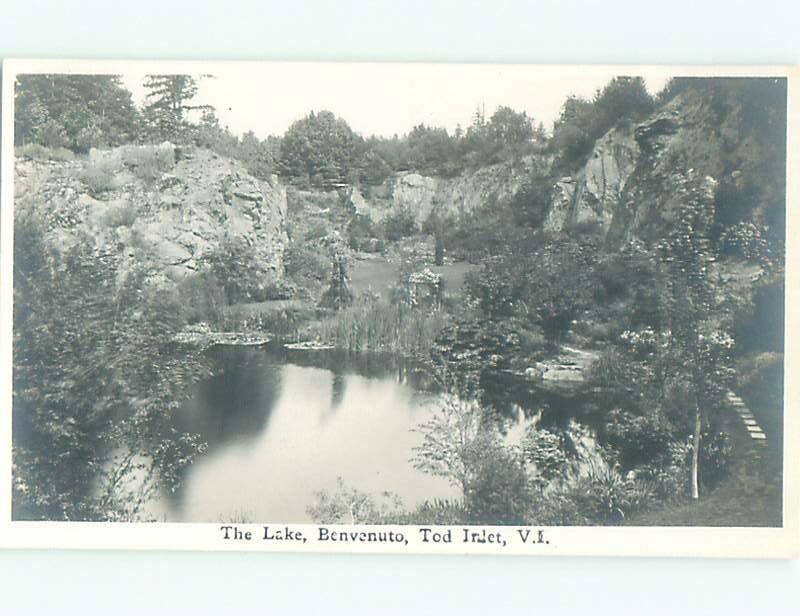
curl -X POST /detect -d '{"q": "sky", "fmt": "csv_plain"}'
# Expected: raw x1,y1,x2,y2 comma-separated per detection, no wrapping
121,63,674,139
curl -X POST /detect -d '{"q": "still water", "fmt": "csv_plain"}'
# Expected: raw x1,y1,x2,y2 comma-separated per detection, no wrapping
146,345,454,522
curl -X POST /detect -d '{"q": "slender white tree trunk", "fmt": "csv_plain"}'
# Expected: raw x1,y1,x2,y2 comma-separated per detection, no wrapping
691,401,702,500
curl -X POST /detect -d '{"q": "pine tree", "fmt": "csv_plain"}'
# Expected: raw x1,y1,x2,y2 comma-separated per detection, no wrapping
142,75,212,143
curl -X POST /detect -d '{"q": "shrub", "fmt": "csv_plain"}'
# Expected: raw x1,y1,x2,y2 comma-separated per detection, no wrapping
81,158,120,194
405,499,468,525
464,440,532,525
175,271,226,325
121,145,175,183
206,234,280,304
98,203,138,229
602,408,673,469
383,207,418,241
719,221,769,262
15,144,76,162
306,477,404,524
284,243,329,287
698,429,733,489
632,441,691,503
569,464,651,524
304,220,331,242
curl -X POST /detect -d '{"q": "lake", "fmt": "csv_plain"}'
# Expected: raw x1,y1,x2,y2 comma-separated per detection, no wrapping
146,344,455,523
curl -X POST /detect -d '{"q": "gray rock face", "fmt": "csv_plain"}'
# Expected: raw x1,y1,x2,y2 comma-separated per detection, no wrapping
14,146,289,290
606,97,710,245
545,123,638,235
357,156,543,225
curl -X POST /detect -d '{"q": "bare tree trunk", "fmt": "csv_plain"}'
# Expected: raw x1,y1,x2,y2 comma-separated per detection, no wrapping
691,400,702,500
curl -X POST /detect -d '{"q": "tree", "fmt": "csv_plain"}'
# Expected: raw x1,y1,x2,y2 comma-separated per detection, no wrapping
320,245,354,310
279,110,364,188
657,172,736,499
552,77,654,171
143,74,211,143
592,76,655,133
411,394,489,499
13,214,213,520
406,124,460,176
510,169,552,228
15,74,142,151
551,95,597,168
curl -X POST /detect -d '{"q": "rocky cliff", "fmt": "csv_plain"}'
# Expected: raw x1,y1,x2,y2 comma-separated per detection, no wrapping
14,145,289,293
545,123,638,234
346,156,544,224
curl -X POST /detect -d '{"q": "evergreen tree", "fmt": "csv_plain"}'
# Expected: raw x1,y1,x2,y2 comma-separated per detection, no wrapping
142,74,211,143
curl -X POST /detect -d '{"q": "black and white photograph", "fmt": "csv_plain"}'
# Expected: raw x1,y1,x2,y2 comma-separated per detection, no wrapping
0,61,796,556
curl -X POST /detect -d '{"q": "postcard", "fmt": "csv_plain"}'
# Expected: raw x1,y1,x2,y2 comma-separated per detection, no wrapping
1,60,796,557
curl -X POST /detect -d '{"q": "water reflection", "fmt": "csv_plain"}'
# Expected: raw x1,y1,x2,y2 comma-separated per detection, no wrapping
147,344,454,522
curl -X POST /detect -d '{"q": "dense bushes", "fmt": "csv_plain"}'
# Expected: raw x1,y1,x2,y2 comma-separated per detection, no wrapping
15,75,142,151
206,234,281,304
465,235,597,341
280,110,365,188
13,214,213,520
382,207,418,241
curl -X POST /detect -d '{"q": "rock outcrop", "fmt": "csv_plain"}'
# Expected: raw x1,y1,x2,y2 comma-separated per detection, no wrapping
353,156,543,225
14,145,289,291
545,123,638,234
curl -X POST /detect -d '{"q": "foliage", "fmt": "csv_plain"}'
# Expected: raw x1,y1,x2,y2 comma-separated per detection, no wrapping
464,437,532,524
383,207,419,241
120,144,176,183
284,243,329,289
411,394,488,496
81,158,121,194
347,215,386,253
206,234,278,304
12,214,213,520
552,77,654,171
15,144,76,162
404,499,468,525
510,169,552,228
319,251,355,310
565,464,652,524
309,296,448,356
142,74,212,143
280,110,364,188
465,236,597,340
306,477,404,524
522,426,571,481
602,408,673,469
698,429,733,489
98,203,139,229
412,392,534,523
719,221,770,262
175,271,226,325
15,74,142,151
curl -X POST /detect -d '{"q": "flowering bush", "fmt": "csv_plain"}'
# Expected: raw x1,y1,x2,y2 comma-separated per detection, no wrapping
719,221,769,262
